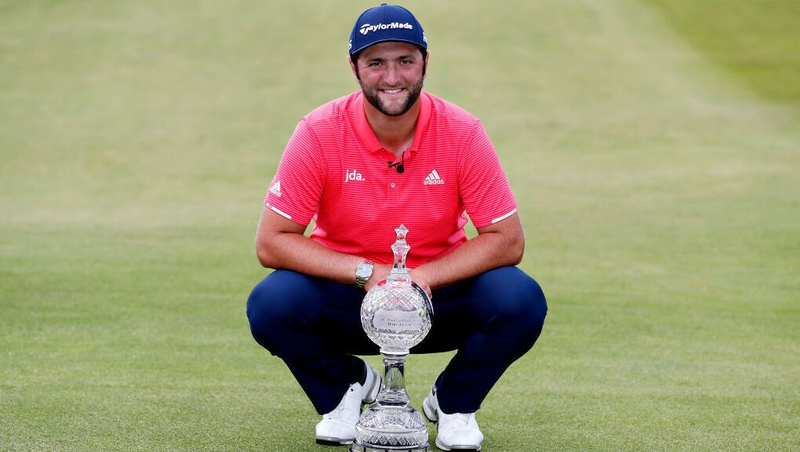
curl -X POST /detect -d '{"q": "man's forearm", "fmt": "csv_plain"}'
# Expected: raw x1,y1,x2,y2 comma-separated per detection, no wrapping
411,227,524,290
258,231,366,284
255,205,367,284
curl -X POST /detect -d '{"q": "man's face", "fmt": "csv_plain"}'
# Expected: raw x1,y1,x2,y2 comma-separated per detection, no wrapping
352,41,427,117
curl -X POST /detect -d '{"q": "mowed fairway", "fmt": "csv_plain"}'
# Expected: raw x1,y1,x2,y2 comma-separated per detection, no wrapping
1,1,797,451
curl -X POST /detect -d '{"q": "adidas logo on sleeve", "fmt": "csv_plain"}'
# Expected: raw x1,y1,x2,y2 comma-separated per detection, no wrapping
269,180,282,197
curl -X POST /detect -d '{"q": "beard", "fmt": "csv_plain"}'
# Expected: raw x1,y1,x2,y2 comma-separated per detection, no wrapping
360,76,424,117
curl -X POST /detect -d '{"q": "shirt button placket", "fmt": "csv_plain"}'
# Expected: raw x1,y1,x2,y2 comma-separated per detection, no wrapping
388,180,399,203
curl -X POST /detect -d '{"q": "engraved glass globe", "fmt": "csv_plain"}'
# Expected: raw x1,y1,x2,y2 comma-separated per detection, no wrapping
360,224,432,355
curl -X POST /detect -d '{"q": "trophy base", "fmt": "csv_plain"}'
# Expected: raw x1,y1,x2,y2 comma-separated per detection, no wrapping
350,444,429,452
351,404,429,452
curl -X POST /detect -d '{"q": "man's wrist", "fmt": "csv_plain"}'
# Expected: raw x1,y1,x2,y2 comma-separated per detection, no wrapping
355,259,374,289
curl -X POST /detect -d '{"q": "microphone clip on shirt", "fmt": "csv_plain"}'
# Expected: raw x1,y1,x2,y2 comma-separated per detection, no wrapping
387,152,406,174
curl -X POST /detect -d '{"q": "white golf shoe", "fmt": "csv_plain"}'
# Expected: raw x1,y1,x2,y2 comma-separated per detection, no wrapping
422,386,484,451
315,361,381,445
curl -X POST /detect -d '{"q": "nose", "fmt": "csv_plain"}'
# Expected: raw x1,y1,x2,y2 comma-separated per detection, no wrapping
383,63,400,85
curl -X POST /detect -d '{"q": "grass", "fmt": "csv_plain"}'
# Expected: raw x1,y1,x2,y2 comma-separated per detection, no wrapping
1,0,798,450
641,0,800,105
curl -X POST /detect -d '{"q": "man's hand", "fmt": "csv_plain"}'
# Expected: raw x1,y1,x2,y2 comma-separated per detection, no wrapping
409,268,432,299
363,263,392,292
362,264,432,301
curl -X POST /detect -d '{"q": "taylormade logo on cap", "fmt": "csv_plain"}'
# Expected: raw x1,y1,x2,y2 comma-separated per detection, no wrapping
359,22,414,35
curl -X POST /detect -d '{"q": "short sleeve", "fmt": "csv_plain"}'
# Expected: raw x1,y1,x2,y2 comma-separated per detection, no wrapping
264,119,327,226
457,122,518,228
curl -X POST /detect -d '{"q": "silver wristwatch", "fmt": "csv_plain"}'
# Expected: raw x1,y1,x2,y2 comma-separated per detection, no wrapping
355,260,374,289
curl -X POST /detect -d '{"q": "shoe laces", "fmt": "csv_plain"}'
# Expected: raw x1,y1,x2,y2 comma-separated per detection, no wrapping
440,411,478,429
322,383,362,421
451,413,475,425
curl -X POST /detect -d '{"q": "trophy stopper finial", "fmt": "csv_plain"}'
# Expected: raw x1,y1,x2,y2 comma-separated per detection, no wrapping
388,224,411,285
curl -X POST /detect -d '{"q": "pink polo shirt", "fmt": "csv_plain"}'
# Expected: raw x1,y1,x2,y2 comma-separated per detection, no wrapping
265,91,518,267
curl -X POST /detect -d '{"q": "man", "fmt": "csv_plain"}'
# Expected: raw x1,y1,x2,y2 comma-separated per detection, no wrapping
247,4,547,451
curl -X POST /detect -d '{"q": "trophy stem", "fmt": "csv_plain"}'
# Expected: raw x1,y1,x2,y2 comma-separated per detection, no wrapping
377,352,410,407
352,350,430,451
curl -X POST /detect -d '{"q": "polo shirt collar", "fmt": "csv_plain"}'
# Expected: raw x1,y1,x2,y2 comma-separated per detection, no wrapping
354,91,432,154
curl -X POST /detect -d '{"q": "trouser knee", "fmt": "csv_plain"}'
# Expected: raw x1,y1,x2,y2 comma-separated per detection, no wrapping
475,267,547,355
246,271,312,355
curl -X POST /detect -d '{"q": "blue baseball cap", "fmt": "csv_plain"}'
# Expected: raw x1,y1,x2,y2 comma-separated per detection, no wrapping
348,3,427,55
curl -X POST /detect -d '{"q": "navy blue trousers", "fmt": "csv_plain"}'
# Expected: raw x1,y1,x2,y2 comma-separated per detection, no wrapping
247,266,547,415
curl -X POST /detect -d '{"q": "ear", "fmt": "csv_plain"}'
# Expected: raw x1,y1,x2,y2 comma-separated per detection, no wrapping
348,56,361,83
422,51,430,80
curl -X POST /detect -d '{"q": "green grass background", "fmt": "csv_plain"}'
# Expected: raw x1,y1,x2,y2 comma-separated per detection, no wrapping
1,0,797,450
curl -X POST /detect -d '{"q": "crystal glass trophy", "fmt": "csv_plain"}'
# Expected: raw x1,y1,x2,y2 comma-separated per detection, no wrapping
351,225,433,452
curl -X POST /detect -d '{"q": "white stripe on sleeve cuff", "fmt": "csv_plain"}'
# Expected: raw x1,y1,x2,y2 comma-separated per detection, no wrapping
491,208,517,224
266,203,292,220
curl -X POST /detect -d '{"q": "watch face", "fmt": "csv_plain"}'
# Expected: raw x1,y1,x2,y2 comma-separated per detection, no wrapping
357,262,372,278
